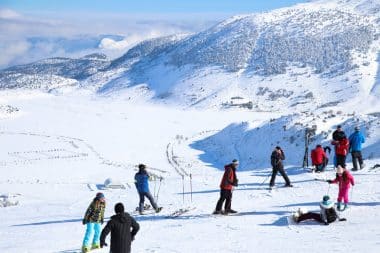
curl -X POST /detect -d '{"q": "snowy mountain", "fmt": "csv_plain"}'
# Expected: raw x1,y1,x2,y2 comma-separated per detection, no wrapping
0,54,110,90
1,0,379,111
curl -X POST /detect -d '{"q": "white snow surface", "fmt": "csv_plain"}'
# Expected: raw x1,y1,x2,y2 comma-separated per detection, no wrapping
0,90,380,253
1,1,380,252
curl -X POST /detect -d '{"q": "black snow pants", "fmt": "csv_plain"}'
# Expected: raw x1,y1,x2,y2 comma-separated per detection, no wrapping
215,189,232,212
269,166,291,187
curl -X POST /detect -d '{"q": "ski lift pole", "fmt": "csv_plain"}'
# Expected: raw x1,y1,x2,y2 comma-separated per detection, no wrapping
190,173,193,203
182,175,185,204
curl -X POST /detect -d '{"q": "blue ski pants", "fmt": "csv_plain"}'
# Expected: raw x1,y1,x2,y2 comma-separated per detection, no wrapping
82,222,102,247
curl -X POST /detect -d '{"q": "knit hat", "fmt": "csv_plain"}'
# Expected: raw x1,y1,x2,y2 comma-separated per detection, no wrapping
336,165,344,174
138,164,146,170
354,126,360,131
337,125,342,129
321,195,333,208
95,192,105,200
114,202,125,214
232,159,239,165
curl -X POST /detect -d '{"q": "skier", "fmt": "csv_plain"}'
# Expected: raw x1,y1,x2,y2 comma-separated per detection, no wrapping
331,125,346,167
100,203,140,253
311,144,328,172
134,164,162,214
349,126,365,171
331,135,349,168
327,165,355,211
213,159,239,214
269,146,292,188
81,192,106,253
293,195,346,225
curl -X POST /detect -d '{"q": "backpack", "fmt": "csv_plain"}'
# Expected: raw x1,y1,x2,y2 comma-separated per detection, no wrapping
325,207,338,223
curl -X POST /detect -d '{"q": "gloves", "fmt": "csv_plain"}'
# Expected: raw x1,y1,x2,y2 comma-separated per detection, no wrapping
101,219,104,225
327,180,332,184
100,242,107,248
132,235,135,241
82,219,87,225
233,179,238,187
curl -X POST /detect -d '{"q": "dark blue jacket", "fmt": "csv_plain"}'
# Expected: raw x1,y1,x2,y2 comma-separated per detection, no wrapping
349,131,365,152
135,172,149,193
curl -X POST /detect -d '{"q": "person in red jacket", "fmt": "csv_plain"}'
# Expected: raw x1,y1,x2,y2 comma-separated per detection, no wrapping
331,137,349,168
311,144,328,172
213,159,239,214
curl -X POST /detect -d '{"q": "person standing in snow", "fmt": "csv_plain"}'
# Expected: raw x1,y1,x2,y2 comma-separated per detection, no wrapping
269,146,292,188
81,192,106,253
331,135,349,168
100,203,140,253
134,164,162,214
332,125,346,167
349,126,365,171
323,146,331,169
213,159,239,214
327,165,355,211
311,144,328,172
293,195,345,225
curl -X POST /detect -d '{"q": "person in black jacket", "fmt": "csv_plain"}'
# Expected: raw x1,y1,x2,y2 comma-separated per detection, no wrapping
269,146,292,188
100,203,140,253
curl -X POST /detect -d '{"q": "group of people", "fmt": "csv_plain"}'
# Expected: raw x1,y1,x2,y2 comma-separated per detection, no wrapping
213,125,363,224
81,164,161,253
311,125,365,172
81,125,365,252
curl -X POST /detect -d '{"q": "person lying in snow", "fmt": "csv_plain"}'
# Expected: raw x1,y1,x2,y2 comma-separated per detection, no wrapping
293,195,346,225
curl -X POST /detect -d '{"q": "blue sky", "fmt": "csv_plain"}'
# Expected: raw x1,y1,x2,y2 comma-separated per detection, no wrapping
1,0,308,14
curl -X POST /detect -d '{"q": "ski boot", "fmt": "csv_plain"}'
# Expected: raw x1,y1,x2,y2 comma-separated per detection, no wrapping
81,246,91,253
337,202,342,211
91,243,100,250
213,210,222,215
155,207,163,213
292,211,300,223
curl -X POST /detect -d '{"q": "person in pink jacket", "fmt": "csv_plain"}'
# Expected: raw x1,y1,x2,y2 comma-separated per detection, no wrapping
327,165,355,211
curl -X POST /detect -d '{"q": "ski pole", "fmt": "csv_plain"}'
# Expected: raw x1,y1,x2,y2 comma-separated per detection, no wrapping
153,177,157,201
260,171,272,186
326,183,331,195
156,177,163,203
190,173,193,203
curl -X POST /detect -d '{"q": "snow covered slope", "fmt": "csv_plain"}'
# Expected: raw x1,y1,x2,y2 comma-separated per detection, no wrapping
0,91,379,253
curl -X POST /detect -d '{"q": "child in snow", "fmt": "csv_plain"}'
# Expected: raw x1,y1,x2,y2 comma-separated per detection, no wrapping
82,192,106,253
327,165,355,211
135,164,162,214
293,195,345,225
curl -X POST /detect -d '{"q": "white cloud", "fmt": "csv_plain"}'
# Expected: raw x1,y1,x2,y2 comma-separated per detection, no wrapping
0,8,224,69
0,8,22,19
0,40,30,67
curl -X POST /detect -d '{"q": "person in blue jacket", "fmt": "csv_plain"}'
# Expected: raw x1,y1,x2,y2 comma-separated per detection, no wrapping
135,164,162,214
349,126,365,171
